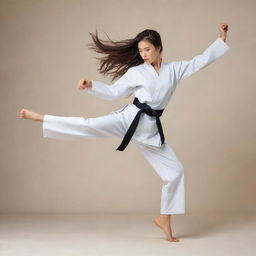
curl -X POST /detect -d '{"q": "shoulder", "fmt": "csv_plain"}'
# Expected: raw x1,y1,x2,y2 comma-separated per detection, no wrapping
125,64,145,76
163,61,179,70
130,63,145,71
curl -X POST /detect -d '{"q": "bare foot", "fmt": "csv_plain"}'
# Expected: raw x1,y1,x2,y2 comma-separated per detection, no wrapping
19,108,43,122
153,215,180,242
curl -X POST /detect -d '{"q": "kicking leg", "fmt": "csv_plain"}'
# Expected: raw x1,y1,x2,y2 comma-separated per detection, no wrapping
19,107,128,140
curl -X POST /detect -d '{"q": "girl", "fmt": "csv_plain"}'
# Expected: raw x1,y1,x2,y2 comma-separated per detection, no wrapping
19,23,230,242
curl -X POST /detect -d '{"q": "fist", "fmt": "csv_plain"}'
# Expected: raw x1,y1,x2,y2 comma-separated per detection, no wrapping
219,23,229,33
77,79,92,90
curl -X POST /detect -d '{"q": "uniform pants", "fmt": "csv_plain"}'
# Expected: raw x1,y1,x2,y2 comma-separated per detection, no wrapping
43,112,185,215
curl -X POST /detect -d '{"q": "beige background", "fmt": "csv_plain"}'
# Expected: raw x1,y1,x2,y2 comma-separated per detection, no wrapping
0,0,255,215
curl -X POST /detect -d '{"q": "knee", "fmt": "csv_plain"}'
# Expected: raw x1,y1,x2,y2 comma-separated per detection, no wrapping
173,162,184,178
164,165,184,184
178,165,185,178
178,163,185,175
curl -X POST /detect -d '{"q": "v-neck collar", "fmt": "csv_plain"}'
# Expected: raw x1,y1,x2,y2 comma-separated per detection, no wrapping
145,61,164,78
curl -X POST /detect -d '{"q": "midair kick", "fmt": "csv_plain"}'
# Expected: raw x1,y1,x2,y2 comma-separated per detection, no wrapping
19,23,229,242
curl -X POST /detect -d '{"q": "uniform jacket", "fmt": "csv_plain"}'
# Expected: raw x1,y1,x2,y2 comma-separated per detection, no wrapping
86,37,230,147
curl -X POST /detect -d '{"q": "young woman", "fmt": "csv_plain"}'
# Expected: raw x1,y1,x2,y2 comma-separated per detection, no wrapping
19,23,230,242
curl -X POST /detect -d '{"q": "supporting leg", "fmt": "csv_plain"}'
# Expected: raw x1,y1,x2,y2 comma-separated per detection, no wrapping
135,142,185,242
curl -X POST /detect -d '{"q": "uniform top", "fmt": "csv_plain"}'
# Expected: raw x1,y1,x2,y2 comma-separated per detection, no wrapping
86,37,230,110
85,37,230,147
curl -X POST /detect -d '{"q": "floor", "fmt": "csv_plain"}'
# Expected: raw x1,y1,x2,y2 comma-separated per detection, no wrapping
0,213,255,256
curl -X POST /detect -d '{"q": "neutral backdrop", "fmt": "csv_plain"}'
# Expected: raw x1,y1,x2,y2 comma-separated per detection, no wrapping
0,0,255,215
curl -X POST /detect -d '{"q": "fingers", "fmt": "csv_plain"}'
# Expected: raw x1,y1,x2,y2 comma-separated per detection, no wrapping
77,79,92,90
222,24,228,31
77,79,86,90
219,23,229,32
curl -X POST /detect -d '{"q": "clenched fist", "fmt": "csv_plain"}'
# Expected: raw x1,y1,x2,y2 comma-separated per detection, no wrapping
219,23,229,33
218,23,229,42
77,79,92,90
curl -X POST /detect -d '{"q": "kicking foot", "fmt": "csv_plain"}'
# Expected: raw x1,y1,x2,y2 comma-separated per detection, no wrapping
154,216,180,242
19,108,43,122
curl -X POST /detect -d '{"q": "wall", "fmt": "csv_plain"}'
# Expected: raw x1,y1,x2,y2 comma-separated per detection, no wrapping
0,0,255,215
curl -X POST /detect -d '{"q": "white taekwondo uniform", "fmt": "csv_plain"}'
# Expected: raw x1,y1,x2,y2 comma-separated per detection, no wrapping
43,37,230,214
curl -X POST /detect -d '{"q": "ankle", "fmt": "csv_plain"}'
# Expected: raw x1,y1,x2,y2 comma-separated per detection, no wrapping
160,214,171,219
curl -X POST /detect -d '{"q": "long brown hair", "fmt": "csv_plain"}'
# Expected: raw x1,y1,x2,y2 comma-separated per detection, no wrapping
87,29,163,82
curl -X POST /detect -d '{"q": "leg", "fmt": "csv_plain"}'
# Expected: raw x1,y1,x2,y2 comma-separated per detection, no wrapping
19,107,128,140
135,142,185,242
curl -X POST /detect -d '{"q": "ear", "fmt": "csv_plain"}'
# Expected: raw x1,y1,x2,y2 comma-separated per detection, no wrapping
156,45,161,53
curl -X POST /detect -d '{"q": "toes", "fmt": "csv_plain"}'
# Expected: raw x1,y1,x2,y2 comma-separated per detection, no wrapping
167,236,180,242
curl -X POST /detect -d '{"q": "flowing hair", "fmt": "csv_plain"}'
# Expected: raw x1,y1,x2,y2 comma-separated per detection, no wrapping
87,29,163,82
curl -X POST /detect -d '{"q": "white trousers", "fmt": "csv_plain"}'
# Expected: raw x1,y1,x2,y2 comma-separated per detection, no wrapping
42,112,185,215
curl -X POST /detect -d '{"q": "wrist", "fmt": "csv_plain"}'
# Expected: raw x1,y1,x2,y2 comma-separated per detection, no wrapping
219,32,227,42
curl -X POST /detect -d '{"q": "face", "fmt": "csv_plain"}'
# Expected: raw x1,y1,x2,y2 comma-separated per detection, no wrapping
138,40,161,64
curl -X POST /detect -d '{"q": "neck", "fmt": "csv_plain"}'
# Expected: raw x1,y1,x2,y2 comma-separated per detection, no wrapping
152,56,162,68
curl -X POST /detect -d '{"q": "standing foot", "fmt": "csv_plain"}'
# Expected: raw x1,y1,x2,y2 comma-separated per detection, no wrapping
153,215,180,242
19,108,44,122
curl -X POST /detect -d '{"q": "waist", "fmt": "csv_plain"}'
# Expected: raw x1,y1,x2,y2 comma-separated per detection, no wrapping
132,97,164,117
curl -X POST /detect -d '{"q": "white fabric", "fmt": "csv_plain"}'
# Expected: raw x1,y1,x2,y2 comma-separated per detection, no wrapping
42,37,230,214
88,37,230,109
136,142,185,214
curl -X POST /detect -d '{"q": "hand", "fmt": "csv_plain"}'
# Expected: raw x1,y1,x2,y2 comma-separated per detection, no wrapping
219,23,229,34
77,79,92,90
218,23,228,42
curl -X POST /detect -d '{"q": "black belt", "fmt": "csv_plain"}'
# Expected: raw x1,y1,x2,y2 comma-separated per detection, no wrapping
116,97,165,151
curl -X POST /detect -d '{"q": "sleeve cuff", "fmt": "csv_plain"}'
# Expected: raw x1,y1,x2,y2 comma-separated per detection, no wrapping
85,80,97,94
216,37,230,51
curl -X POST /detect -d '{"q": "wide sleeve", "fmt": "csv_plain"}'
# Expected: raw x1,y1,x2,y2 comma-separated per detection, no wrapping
172,37,230,82
85,67,138,100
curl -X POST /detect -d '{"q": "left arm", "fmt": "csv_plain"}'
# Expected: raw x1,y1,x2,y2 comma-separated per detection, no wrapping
219,23,228,42
173,23,230,81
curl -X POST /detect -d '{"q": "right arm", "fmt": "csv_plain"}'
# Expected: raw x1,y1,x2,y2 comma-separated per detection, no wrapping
77,67,137,101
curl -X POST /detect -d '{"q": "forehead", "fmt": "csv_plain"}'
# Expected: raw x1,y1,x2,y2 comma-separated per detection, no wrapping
138,40,154,49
